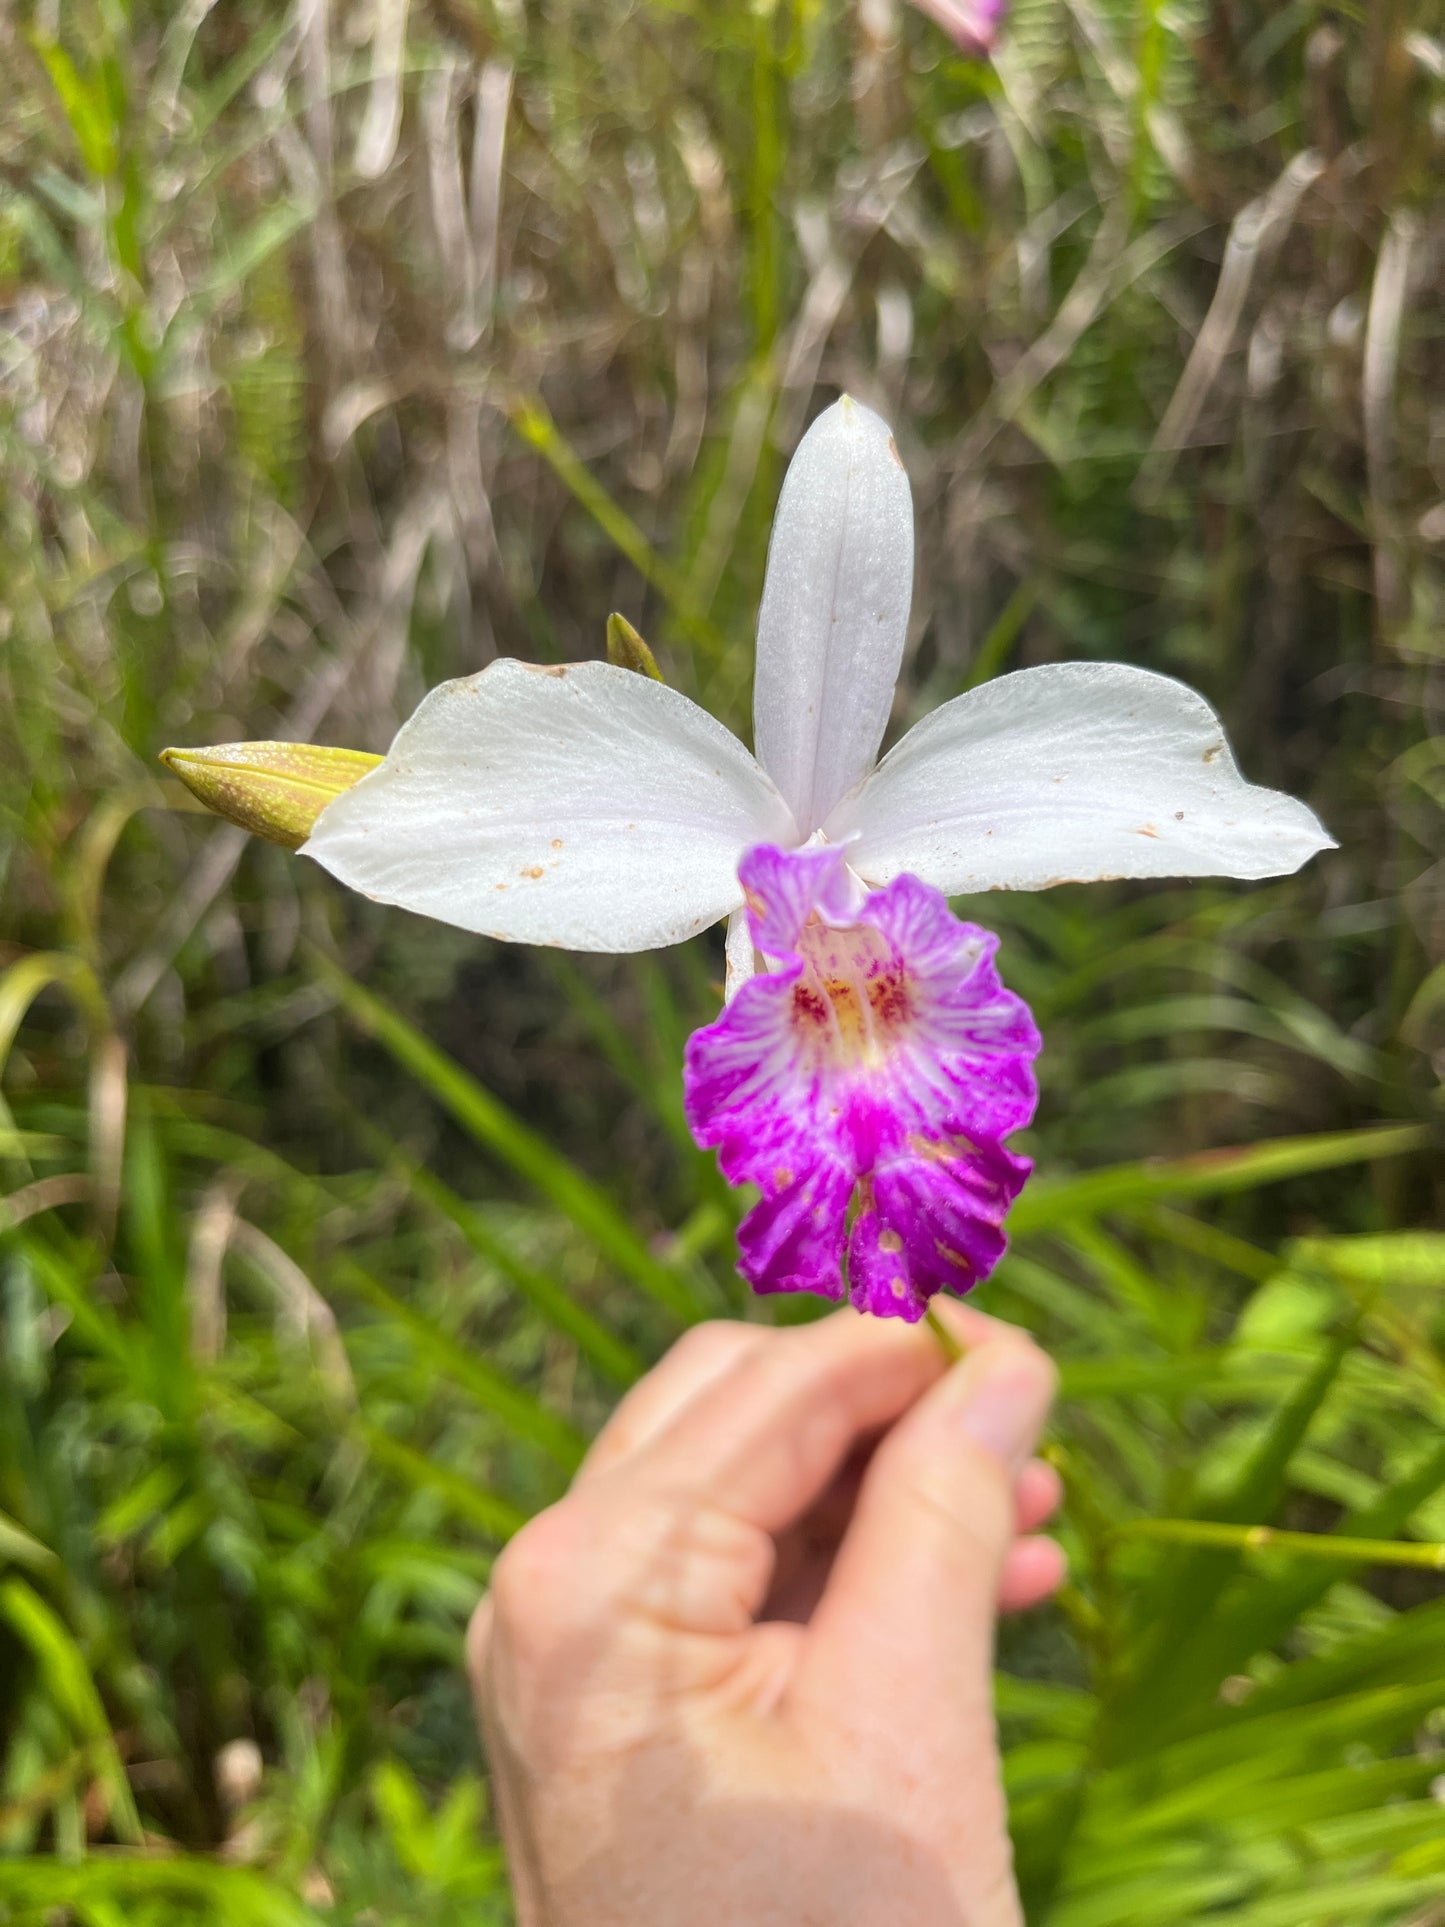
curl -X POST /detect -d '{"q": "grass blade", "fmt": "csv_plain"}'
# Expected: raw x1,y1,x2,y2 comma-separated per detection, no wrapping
331,1258,586,1474
315,956,705,1325
382,1141,647,1387
0,1578,142,1847
1012,1123,1428,1231
358,1424,529,1541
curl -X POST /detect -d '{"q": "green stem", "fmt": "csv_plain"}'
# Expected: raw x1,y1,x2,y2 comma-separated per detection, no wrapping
1120,1518,1445,1570
924,1306,965,1363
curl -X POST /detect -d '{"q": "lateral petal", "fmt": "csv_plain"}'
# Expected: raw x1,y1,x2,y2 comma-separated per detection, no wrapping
304,659,795,951
829,663,1335,894
752,396,915,836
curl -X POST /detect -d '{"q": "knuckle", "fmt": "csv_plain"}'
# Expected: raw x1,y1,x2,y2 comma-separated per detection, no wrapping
582,1323,765,1473
621,1499,769,1632
465,1594,494,1682
480,1503,610,1755
668,1318,765,1375
488,1503,586,1650
733,1333,802,1403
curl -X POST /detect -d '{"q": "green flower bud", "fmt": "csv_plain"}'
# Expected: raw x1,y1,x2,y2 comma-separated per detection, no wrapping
159,742,383,850
605,613,664,680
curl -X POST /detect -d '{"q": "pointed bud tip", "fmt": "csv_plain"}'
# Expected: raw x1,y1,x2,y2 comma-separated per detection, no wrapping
159,741,383,849
605,613,665,681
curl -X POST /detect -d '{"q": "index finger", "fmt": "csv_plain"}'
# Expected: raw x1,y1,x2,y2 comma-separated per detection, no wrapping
611,1300,1017,1536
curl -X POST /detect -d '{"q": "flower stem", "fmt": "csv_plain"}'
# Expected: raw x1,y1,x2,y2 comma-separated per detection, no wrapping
924,1305,965,1363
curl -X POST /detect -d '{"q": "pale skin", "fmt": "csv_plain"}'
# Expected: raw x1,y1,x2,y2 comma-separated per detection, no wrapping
468,1302,1065,1925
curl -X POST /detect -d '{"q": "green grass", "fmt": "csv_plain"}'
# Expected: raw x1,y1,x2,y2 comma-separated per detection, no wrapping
1,0,1442,1921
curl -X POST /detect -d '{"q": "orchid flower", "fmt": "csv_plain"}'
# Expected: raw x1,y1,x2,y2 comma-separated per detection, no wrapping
175,398,1333,1321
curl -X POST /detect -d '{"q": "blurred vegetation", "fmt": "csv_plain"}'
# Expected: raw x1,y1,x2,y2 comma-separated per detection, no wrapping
1,0,1443,1920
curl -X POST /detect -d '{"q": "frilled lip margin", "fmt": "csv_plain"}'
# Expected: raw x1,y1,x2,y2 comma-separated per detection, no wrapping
683,844,1041,1322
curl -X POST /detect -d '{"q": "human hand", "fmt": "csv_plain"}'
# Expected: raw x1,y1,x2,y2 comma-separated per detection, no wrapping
468,1304,1063,1926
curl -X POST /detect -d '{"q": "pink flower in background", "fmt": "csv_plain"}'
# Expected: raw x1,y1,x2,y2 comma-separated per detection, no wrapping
907,0,1008,54
301,397,1332,1318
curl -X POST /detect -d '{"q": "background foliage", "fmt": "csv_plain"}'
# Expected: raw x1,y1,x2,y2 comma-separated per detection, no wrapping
1,0,1443,1920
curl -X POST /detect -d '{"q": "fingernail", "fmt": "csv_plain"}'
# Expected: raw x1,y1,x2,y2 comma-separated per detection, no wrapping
948,1346,1055,1469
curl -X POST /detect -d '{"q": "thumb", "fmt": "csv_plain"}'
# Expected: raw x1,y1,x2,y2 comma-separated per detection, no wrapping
795,1331,1057,1724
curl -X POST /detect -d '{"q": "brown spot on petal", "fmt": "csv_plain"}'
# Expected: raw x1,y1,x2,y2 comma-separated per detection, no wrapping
1202,741,1224,763
1136,825,1161,839
551,838,563,849
521,865,544,879
886,435,904,470
879,1229,903,1255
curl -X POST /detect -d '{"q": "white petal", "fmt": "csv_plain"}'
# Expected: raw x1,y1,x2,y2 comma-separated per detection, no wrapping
752,396,914,836
723,906,756,1003
303,659,796,951
828,663,1335,893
